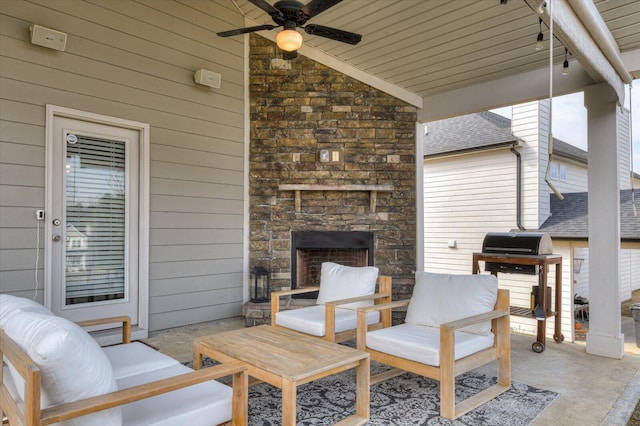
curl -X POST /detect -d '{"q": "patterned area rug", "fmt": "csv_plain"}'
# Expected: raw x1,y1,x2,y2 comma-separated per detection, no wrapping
185,358,558,426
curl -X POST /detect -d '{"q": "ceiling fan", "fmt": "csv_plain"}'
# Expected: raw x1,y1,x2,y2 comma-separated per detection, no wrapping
217,0,362,59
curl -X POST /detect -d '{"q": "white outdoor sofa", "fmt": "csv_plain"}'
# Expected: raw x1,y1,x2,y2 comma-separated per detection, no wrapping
0,295,248,426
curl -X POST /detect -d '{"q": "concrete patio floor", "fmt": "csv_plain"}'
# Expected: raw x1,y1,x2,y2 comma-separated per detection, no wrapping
142,317,640,426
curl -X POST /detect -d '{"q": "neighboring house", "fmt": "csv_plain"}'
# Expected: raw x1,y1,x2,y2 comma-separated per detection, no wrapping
541,190,640,307
423,100,640,342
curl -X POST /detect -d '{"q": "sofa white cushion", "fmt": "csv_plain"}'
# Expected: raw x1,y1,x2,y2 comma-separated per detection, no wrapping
0,294,53,328
102,342,180,380
1,296,57,406
117,364,233,426
366,323,494,367
275,305,381,337
315,262,379,309
3,311,121,425
405,272,498,335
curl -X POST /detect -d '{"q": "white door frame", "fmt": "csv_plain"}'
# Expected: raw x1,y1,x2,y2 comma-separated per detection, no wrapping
45,105,150,335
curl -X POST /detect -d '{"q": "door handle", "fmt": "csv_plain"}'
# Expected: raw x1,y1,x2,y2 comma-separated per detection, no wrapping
52,235,61,242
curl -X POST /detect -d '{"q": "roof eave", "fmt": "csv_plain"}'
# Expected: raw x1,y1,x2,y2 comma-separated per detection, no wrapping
423,140,518,159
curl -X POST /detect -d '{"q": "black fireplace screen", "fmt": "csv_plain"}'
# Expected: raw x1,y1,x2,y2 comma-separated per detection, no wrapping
291,231,374,290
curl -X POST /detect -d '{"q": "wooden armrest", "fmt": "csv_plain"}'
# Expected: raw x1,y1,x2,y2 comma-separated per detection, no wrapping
356,299,410,314
271,287,320,298
76,316,131,344
0,329,40,380
40,361,248,425
440,309,510,331
325,292,391,308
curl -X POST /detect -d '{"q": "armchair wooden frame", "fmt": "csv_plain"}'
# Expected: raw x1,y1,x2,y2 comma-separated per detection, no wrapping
356,289,511,420
0,316,248,426
271,275,392,343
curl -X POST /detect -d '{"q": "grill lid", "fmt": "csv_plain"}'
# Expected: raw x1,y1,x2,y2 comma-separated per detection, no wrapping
481,231,553,275
482,231,552,255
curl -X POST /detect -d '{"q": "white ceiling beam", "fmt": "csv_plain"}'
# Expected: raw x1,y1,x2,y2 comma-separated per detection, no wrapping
567,0,633,84
621,49,640,79
245,18,423,109
526,0,625,104
418,61,594,122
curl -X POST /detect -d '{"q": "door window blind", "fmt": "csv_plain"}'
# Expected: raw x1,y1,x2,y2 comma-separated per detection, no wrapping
65,135,126,305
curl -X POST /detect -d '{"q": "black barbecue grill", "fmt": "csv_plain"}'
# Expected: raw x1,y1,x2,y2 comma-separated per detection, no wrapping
482,231,553,275
474,231,563,353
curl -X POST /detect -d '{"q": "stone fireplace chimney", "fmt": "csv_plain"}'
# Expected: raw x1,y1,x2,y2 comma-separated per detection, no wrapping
246,35,417,325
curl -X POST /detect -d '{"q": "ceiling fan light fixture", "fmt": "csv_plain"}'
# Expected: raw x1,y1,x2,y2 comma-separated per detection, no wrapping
277,28,303,52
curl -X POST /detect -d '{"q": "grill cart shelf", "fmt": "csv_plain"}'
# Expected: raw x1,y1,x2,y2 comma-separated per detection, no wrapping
472,253,564,353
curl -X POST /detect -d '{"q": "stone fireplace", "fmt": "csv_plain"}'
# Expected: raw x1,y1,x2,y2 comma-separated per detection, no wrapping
245,35,417,325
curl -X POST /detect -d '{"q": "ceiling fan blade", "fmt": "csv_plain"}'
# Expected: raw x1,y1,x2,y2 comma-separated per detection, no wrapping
248,0,284,19
283,50,298,60
300,0,343,19
304,24,361,45
217,24,277,37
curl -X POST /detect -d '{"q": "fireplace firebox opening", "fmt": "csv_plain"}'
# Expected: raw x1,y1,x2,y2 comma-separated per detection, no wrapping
291,231,375,296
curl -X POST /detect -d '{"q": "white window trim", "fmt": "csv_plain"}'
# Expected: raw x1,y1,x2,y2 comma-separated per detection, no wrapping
45,105,150,331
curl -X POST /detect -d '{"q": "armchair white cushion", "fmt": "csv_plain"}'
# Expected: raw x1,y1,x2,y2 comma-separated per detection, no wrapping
365,323,494,366
273,263,392,342
275,304,380,337
315,262,379,308
405,271,498,335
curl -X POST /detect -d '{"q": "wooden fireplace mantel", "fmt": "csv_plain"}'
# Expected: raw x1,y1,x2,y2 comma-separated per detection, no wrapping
278,184,394,213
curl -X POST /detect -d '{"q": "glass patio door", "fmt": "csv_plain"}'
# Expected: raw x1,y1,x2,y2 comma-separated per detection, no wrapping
48,115,140,323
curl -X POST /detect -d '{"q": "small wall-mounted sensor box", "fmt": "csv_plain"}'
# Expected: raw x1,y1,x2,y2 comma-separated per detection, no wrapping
30,24,67,51
194,69,222,89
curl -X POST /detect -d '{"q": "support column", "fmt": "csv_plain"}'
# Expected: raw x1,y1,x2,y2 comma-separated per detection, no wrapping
583,83,624,359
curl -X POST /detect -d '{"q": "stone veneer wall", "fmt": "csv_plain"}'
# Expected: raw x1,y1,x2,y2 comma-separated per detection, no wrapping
248,35,417,308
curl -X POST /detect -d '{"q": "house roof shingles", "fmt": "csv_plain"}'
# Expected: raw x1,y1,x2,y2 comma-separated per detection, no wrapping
540,189,640,242
424,110,589,165
424,111,518,157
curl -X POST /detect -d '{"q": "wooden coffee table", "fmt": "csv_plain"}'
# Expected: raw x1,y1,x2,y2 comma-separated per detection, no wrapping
193,325,370,426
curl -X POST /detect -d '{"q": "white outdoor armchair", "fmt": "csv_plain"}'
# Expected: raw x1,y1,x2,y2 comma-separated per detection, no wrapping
271,262,392,343
356,272,511,420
